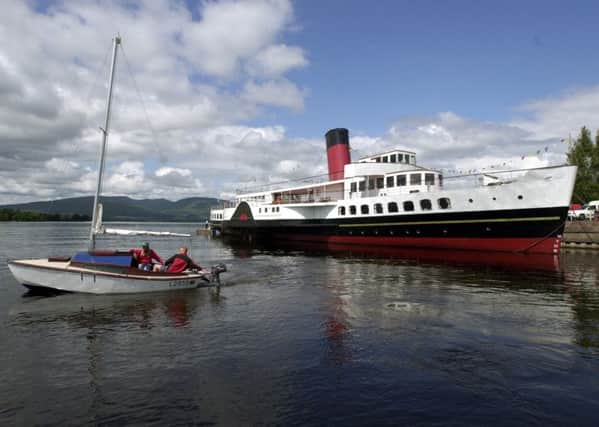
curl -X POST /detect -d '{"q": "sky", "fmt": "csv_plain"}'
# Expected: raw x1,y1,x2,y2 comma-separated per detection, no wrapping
1,0,599,204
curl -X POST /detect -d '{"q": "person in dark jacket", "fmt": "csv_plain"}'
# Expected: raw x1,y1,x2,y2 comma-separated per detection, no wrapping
158,246,201,273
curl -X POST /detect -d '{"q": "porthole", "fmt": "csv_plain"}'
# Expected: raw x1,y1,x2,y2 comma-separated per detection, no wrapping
492,197,496,201
420,199,432,211
338,206,346,216
403,201,414,212
518,195,523,200
388,202,399,213
468,198,473,203
350,205,357,215
374,203,383,214
438,198,451,209
361,205,369,214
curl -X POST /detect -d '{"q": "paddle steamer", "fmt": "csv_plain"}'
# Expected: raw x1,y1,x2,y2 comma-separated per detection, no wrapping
210,128,576,254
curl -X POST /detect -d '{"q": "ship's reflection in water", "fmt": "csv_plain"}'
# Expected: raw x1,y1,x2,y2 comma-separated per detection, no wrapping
3,233,599,426
230,238,598,354
248,239,562,272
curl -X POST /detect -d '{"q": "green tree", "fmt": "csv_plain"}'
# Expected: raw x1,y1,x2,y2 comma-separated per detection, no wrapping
567,127,599,203
0,208,92,221
594,130,599,172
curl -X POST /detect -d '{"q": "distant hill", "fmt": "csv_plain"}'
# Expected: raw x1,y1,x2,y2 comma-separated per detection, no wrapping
1,196,222,222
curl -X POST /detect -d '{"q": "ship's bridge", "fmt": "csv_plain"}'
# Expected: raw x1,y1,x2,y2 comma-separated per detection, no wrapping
358,149,416,165
345,145,442,200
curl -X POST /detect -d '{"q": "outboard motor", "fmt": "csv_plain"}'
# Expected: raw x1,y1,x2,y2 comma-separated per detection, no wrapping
210,263,227,284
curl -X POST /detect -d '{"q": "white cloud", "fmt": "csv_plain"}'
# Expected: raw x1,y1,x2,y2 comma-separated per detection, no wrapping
155,167,192,178
247,44,308,77
275,159,300,174
0,0,311,204
511,85,599,140
104,161,148,194
183,0,294,77
379,111,566,173
242,79,306,110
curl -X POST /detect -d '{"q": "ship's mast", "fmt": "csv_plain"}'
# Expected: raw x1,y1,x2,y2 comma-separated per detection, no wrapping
89,35,121,250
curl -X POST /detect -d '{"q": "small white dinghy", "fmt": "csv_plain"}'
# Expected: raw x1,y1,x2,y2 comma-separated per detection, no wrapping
9,253,227,294
7,206,228,294
8,36,227,294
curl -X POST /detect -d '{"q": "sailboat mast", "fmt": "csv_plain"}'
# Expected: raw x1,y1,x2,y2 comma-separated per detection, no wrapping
89,35,121,250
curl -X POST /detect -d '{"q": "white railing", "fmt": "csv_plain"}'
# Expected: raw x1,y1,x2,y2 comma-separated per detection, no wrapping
235,172,332,195
214,165,566,211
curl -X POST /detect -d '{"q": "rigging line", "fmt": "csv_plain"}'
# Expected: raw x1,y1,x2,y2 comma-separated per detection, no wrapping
513,219,567,254
119,43,161,151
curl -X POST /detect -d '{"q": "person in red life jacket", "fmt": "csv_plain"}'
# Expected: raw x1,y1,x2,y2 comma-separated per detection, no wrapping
159,246,201,273
129,242,164,271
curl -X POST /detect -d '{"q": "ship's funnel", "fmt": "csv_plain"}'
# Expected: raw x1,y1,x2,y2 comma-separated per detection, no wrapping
325,128,351,180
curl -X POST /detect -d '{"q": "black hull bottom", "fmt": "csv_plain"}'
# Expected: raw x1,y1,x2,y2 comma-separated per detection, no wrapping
219,206,568,254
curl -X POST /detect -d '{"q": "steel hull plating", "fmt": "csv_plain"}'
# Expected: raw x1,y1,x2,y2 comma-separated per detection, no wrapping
221,206,568,254
8,260,208,294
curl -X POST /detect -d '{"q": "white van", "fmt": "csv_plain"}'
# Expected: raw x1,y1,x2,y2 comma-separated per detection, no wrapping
568,200,599,220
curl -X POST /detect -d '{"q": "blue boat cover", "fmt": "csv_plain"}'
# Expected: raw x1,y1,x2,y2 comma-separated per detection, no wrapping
72,251,133,267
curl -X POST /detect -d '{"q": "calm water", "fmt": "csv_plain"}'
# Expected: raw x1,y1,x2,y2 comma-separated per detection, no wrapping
1,222,598,426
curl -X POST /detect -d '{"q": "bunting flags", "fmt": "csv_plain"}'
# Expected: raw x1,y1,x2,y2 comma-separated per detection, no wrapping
437,142,563,175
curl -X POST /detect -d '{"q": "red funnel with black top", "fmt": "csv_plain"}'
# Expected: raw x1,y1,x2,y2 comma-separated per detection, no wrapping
325,128,351,180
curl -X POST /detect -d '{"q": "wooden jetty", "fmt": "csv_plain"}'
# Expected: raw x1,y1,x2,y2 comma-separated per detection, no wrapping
562,221,599,250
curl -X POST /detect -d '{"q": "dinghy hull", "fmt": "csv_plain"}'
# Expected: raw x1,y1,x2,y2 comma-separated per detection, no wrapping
8,259,210,294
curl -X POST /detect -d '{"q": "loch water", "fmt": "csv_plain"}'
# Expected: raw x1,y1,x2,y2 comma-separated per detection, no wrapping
0,222,598,426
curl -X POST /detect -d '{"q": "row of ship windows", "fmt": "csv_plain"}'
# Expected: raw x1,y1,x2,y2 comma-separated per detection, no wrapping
351,173,439,192
259,206,281,213
213,213,223,220
373,153,415,164
339,197,451,216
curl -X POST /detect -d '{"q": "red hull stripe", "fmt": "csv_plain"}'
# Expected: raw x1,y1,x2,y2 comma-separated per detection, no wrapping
272,234,561,255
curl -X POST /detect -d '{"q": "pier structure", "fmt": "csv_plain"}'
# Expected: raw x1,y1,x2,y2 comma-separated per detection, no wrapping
562,221,599,250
